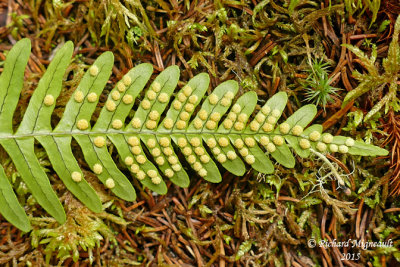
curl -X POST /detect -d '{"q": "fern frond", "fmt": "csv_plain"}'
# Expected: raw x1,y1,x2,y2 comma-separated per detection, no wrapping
0,39,388,231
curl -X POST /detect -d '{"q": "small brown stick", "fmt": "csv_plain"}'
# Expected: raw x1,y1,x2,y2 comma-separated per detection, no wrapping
321,208,328,239
349,34,377,40
384,207,400,213
322,100,354,131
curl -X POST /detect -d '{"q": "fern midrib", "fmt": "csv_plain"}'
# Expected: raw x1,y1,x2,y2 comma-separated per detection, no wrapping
0,130,302,140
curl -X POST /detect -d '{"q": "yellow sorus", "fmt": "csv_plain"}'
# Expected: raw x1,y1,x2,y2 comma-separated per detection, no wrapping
322,133,333,144
339,145,349,153
260,136,270,146
131,118,142,129
193,162,202,171
273,136,284,146
239,147,249,157
309,131,321,141
299,139,311,149
165,169,174,178
123,75,132,86
206,138,217,148
158,93,169,103
147,138,156,148
200,155,210,163
234,139,244,149
223,119,233,129
172,164,181,171
206,120,216,130
261,105,271,115
112,119,123,129
267,116,276,125
188,95,198,104
220,97,230,107
183,85,193,96
163,147,173,156
193,118,203,129
184,103,194,112
111,91,122,104
190,137,201,147
159,137,170,147
136,155,147,164
156,156,165,165
232,104,241,114
217,153,227,163
152,82,161,92
209,94,219,105
255,113,265,123
44,94,54,106
163,118,173,129
173,100,182,110
198,109,208,120
123,94,134,104
291,125,303,136
210,112,221,122
316,142,327,152
147,170,157,178
194,147,205,156
227,112,237,121
89,65,99,76
130,164,139,173
141,99,151,109
151,147,161,157
117,82,126,92
71,171,82,182
128,136,140,146
93,163,103,174
176,120,186,129
146,120,157,130
151,176,162,185
182,146,192,156
124,156,134,166
105,178,115,189
131,146,141,155
225,91,234,99
262,123,273,132
226,150,237,160
245,155,255,165
120,166,134,178
266,142,276,153
111,91,120,101
212,147,221,155
329,144,338,152
198,168,207,177
345,138,355,147
77,119,89,130
177,92,186,102
179,111,190,121
250,121,260,132
149,110,160,121
245,137,256,147
93,136,106,148
187,155,196,164
147,90,157,101
74,90,84,103
218,137,229,147
105,100,116,111
177,137,187,148
137,170,146,180
271,109,280,117
279,123,290,134
234,122,244,131
237,113,247,123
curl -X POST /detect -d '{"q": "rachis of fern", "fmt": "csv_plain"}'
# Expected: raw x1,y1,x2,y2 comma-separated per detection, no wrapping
0,39,388,232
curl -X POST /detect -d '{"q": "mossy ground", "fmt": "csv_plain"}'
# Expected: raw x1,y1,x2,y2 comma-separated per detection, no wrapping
0,0,399,266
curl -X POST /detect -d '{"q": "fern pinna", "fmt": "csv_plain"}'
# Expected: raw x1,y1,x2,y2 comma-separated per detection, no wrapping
0,39,388,232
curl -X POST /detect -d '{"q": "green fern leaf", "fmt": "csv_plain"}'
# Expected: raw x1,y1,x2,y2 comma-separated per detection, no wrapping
0,39,389,231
